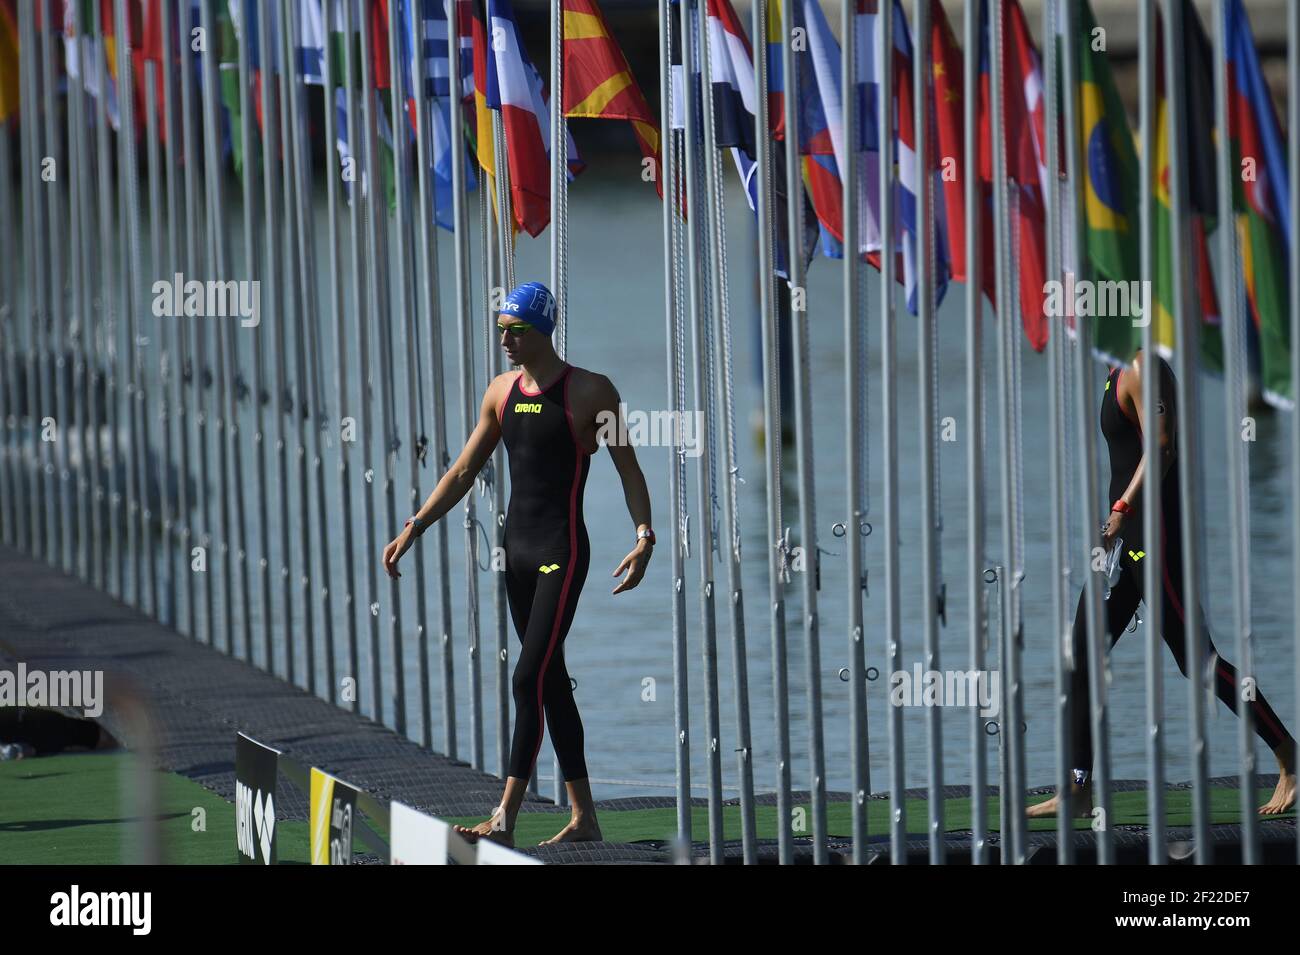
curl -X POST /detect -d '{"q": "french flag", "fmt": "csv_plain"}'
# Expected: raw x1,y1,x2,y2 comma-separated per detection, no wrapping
485,0,583,238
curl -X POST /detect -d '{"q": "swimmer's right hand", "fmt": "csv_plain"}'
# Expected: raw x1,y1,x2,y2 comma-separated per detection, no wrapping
382,529,414,579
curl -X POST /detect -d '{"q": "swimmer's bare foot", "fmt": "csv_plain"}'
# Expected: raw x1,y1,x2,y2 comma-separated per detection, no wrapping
1026,781,1093,819
452,807,514,847
539,813,602,845
1259,743,1297,815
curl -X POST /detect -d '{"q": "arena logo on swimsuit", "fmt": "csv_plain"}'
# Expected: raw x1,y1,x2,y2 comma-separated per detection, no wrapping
513,402,543,414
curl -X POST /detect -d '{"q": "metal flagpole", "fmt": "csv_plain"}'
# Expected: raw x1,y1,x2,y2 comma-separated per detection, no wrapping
94,0,126,596
121,0,151,613
4,20,28,553
659,0,692,848
39,0,71,574
65,6,89,580
1043,0,1076,864
1162,0,1210,861
963,0,989,867
781,0,827,866
1211,0,1257,863
1138,0,1166,865
0,113,13,551
447,0,477,760
358,0,405,730
219,3,253,664
197,0,236,652
681,0,725,863
144,27,171,620
159,0,191,632
389,0,430,739
438,0,464,757
695,0,757,863
324,0,357,707
78,1,105,588
29,2,54,567
913,0,945,865
480,114,506,774
19,0,47,564
492,111,511,774
280,4,318,690
878,0,906,866
408,0,446,748
341,0,380,715
178,0,214,641
239,0,272,665
751,0,789,866
549,0,564,353
1289,0,1300,870
842,0,868,865
257,0,293,676
289,1,335,690
1063,0,1113,865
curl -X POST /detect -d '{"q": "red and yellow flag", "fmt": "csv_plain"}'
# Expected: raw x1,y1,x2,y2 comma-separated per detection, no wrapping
561,0,661,198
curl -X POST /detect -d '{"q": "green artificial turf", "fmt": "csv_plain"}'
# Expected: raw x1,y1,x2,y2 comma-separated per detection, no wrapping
449,784,1294,847
0,751,318,865
1,751,1290,862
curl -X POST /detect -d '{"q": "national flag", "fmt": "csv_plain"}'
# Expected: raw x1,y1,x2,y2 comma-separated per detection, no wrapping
707,0,815,280
793,0,844,258
1153,0,1224,372
856,0,950,315
485,0,584,238
931,0,995,304
1073,0,1141,364
399,0,476,231
69,0,122,130
1225,0,1291,407
0,0,18,123
298,0,327,85
978,0,1048,351
561,0,662,198
764,0,785,141
218,0,245,173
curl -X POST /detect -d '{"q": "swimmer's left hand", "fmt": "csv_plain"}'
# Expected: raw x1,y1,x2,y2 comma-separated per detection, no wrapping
611,541,651,594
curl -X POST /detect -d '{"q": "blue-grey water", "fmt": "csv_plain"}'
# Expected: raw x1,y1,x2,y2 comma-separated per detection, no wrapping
21,163,1298,808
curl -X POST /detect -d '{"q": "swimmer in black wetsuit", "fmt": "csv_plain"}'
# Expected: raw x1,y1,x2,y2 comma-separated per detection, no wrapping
382,282,655,847
1028,349,1297,818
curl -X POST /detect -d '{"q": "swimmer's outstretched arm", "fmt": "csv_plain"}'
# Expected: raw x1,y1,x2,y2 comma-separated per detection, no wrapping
382,376,507,578
589,375,653,594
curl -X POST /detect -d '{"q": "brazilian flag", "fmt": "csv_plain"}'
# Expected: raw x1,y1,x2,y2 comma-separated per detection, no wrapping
1076,0,1142,364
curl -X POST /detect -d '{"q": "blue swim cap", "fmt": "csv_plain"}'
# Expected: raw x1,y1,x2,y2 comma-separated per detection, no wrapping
500,281,557,335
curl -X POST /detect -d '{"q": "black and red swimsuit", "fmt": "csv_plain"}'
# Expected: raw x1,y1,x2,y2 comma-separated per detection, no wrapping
1068,359,1293,769
495,363,593,781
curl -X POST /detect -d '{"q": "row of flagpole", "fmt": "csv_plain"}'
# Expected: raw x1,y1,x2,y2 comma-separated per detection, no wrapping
2,0,1298,866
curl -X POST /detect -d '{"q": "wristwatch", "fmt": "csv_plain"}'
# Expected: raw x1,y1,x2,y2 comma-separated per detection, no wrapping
405,515,427,534
1110,500,1133,516
637,527,656,546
